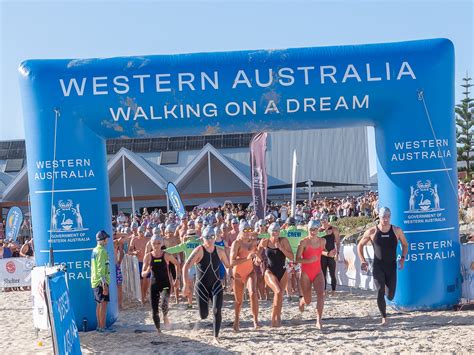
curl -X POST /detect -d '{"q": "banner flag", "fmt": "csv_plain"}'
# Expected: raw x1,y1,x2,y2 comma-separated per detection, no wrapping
250,132,268,219
6,206,23,241
167,182,186,219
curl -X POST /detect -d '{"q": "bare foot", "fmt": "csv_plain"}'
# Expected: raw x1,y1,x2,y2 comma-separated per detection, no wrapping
330,291,335,296
298,298,305,313
316,321,322,330
213,337,220,344
253,321,260,329
156,328,162,334
233,320,240,332
163,316,170,329
381,318,388,326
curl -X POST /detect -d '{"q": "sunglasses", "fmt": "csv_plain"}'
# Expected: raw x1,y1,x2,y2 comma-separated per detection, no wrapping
243,228,253,233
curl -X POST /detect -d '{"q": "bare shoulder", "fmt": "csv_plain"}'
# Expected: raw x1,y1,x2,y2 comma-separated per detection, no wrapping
391,225,402,232
364,226,377,238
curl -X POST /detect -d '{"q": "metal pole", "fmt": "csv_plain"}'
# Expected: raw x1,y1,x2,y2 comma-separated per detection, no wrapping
122,155,127,197
291,150,297,217
208,151,212,194
49,109,60,266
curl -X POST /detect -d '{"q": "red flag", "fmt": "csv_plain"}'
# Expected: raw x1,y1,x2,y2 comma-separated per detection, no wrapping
250,132,268,219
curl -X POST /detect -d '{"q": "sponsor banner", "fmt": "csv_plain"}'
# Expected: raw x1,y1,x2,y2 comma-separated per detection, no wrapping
121,254,142,302
250,132,268,219
46,270,82,355
167,182,186,219
0,257,34,288
332,245,376,290
461,243,474,302
5,207,23,241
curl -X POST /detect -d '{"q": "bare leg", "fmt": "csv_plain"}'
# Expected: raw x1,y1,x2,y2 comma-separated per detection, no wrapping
299,271,312,312
233,275,245,331
140,279,147,304
247,273,259,328
100,301,108,329
264,270,284,327
96,303,101,329
117,284,123,310
276,273,289,326
313,273,325,329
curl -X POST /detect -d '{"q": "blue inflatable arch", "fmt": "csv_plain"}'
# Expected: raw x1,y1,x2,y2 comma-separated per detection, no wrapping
19,38,460,328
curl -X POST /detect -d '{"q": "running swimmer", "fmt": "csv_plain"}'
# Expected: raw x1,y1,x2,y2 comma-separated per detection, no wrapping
166,228,202,307
183,226,230,341
163,223,181,304
256,222,294,327
296,219,326,329
141,235,181,333
357,207,408,326
230,221,260,331
319,214,340,295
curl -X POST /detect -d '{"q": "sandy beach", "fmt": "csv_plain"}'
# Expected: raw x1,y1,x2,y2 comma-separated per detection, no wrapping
1,286,473,354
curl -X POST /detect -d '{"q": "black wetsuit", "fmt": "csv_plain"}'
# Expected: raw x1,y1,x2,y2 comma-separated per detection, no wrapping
150,253,171,330
265,241,286,281
372,225,398,318
195,245,223,338
321,228,337,291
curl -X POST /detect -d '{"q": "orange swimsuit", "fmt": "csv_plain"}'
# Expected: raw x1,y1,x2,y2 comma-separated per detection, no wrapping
301,244,323,282
233,246,255,280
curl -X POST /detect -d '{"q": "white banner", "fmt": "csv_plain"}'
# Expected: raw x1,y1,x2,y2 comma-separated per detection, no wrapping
121,254,142,302
330,245,375,290
461,243,474,302
0,257,34,288
31,266,50,330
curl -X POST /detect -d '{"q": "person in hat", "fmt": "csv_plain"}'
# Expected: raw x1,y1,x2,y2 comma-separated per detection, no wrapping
230,221,260,330
130,225,150,304
296,219,326,329
357,207,408,326
226,218,240,247
91,230,114,332
141,235,181,333
166,228,202,307
183,226,230,342
163,223,181,304
256,222,294,327
319,213,341,295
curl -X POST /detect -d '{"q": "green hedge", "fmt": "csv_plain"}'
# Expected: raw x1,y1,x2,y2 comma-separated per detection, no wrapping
330,216,376,244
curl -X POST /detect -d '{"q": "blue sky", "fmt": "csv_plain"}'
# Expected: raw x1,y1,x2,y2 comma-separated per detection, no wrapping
1,0,473,175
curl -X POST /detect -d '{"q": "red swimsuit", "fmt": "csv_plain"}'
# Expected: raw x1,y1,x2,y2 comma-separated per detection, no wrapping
301,244,323,282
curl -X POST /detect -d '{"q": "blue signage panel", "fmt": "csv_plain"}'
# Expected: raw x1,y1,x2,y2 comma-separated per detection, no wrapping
47,271,82,355
19,38,459,323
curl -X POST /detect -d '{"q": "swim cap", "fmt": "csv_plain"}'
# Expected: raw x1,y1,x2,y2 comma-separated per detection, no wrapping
239,221,252,232
202,226,216,240
286,217,296,226
379,207,391,217
268,222,281,233
151,235,163,243
152,227,161,236
307,219,321,230
165,224,177,233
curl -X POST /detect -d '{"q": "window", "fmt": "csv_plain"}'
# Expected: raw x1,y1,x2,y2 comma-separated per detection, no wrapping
4,159,24,172
160,151,179,165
